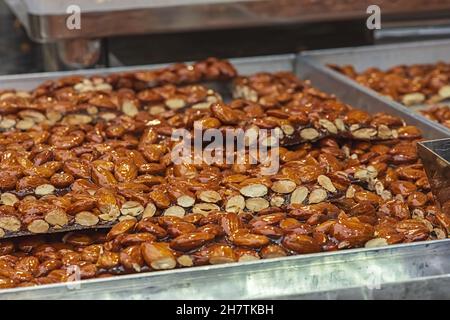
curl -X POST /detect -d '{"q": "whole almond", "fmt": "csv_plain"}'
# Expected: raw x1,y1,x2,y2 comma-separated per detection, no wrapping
164,206,186,218
433,228,446,239
238,255,260,262
19,110,46,123
0,216,21,232
27,219,50,234
119,216,138,222
16,118,35,130
240,184,268,198
192,101,213,110
99,211,120,222
62,114,92,125
439,85,450,99
0,119,16,129
177,195,196,207
35,184,55,196
402,92,425,106
121,201,144,217
225,195,245,213
149,105,165,115
308,188,327,204
0,193,18,206
100,112,117,121
142,202,157,218
300,128,319,140
192,203,220,216
364,238,388,248
75,211,99,226
270,196,285,207
352,128,377,139
378,125,393,139
122,100,139,117
141,242,176,270
198,190,222,203
245,198,269,212
210,103,239,125
346,185,356,198
45,208,68,227
334,118,346,131
319,119,338,134
290,187,309,205
106,219,136,241
281,124,295,136
165,98,186,110
317,175,336,193
177,255,194,267
271,180,296,194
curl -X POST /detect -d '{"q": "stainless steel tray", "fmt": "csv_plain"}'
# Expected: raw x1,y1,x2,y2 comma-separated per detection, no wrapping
2,52,447,140
2,239,450,300
0,54,296,91
418,138,450,216
298,39,450,139
1,53,449,299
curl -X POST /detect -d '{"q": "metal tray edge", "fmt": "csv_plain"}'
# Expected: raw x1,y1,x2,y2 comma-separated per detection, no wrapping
299,38,450,59
1,238,449,299
0,54,296,83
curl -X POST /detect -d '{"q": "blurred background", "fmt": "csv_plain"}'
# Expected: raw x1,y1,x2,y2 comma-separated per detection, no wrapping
3,0,450,75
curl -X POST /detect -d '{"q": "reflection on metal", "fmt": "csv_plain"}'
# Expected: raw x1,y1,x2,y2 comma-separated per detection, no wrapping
418,138,450,216
41,39,104,71
374,22,450,43
56,39,102,69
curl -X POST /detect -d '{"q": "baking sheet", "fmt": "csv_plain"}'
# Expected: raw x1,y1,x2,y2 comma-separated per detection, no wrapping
0,53,449,299
298,39,450,138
